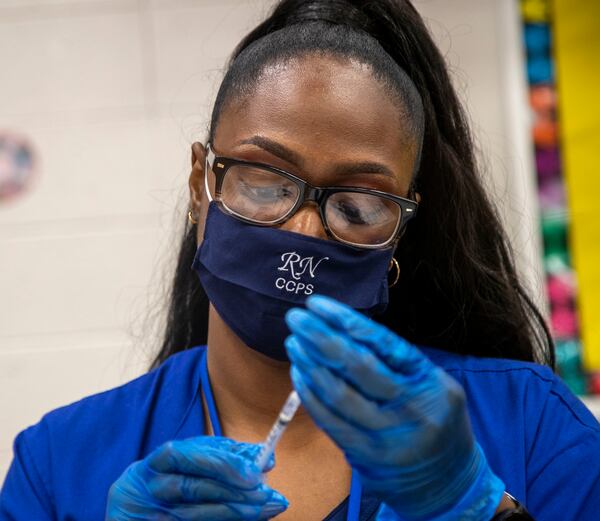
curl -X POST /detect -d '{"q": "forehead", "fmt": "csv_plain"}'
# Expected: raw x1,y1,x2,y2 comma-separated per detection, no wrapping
213,55,417,187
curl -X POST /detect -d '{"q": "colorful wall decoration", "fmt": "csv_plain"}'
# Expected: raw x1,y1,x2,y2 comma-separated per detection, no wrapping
520,0,580,393
0,132,36,204
520,0,600,394
552,0,600,392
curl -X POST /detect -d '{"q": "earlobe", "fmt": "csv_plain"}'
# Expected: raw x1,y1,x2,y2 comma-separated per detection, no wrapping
188,142,207,212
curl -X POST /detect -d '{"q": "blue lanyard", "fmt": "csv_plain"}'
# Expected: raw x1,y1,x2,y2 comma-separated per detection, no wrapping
347,473,363,520
200,350,362,520
200,350,223,437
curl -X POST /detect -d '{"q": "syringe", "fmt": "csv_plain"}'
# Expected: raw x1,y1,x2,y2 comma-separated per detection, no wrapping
254,390,302,472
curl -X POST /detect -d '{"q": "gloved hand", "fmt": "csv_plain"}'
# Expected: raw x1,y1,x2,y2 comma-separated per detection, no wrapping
284,295,505,521
105,436,288,520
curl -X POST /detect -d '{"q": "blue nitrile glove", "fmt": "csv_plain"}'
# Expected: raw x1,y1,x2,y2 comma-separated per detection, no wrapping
284,295,505,521
105,436,288,520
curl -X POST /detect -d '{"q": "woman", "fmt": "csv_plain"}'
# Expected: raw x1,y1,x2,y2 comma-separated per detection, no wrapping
1,0,598,519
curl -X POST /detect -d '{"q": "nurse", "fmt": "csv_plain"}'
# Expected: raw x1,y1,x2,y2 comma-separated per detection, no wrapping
1,0,599,520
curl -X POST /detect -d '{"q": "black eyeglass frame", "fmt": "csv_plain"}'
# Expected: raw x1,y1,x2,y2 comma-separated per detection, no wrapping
204,142,418,249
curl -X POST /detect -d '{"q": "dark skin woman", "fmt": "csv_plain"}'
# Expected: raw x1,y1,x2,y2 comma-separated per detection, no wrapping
5,1,599,520
188,54,424,519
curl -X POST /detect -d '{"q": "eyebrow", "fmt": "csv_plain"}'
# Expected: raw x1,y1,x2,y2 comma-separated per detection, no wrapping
236,136,303,166
234,135,396,178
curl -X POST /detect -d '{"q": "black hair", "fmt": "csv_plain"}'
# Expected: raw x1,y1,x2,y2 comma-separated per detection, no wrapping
209,21,425,170
151,0,555,370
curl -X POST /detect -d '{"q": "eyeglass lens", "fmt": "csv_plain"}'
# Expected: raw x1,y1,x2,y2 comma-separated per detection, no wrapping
213,164,401,246
325,191,401,246
220,165,300,223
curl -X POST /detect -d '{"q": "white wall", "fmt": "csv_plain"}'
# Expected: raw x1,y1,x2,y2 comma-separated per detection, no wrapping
0,0,277,480
417,0,545,309
0,0,545,480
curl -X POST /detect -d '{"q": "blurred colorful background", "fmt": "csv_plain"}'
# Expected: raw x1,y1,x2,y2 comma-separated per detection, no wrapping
520,0,600,395
0,0,599,479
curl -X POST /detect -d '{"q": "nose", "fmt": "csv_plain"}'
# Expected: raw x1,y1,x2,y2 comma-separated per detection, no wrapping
279,202,329,240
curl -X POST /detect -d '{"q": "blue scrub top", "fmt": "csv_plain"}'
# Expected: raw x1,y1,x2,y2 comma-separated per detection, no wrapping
1,345,599,520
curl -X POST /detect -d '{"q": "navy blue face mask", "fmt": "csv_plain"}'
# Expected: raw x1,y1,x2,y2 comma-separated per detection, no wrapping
192,202,395,361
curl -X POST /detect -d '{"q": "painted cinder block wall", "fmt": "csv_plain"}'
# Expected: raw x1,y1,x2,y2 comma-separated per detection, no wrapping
0,0,548,479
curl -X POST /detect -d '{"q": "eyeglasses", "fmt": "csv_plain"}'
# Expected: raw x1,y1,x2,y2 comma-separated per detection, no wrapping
204,143,418,249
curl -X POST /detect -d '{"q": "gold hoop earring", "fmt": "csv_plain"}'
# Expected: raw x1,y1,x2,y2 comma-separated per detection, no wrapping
188,210,198,225
388,257,400,288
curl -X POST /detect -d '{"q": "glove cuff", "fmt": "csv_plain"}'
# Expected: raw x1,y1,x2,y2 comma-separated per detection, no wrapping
376,442,505,521
425,442,505,521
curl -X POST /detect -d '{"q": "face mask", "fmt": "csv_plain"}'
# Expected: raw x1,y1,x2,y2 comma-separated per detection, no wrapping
192,202,395,361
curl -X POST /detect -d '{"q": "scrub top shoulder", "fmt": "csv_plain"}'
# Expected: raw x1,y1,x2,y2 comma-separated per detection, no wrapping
1,345,599,521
